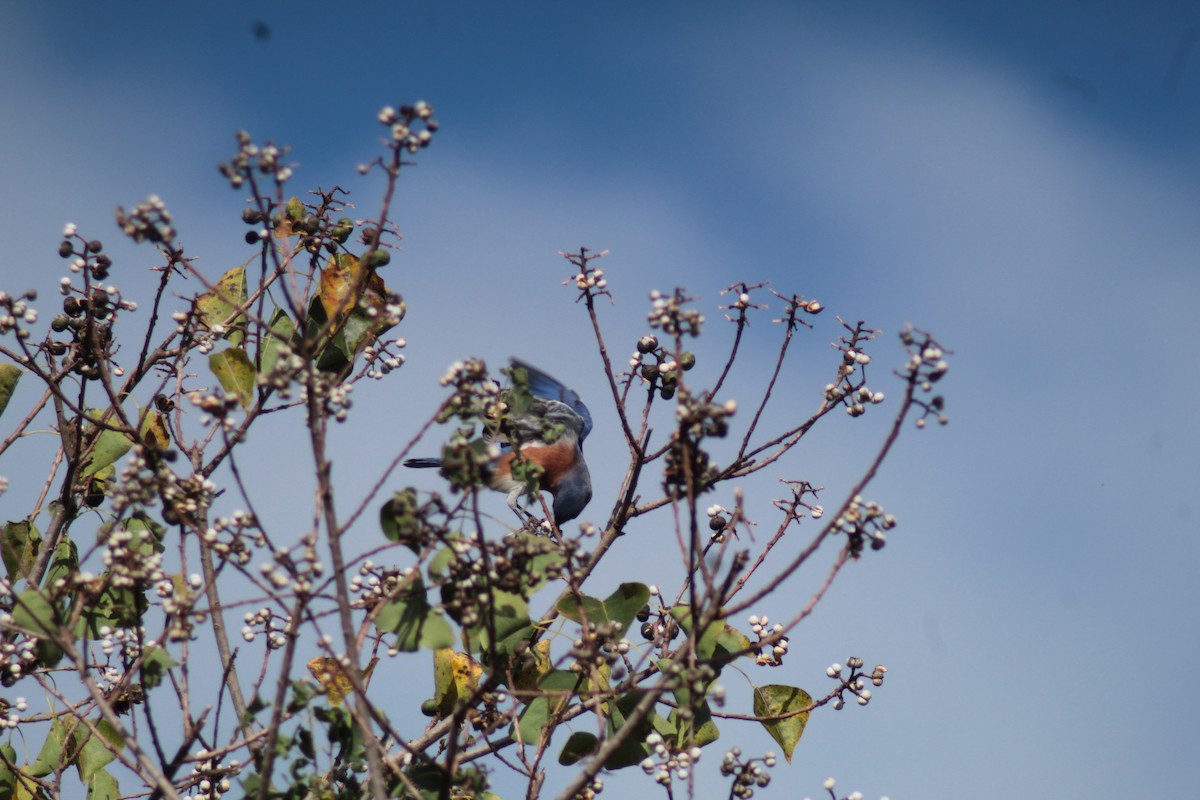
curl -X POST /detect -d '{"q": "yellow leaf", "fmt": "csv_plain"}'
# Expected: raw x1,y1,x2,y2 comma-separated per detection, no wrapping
319,254,387,322
197,265,249,345
433,648,482,716
139,410,170,450
307,656,377,707
307,657,352,706
208,348,256,409
512,640,553,692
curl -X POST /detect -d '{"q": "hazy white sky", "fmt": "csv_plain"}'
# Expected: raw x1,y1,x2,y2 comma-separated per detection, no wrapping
2,2,1198,798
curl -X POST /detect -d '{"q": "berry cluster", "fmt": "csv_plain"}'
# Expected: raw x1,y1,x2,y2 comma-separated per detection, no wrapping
647,288,704,338
570,776,605,800
810,775,892,800
438,533,577,627
765,288,825,338
350,560,419,611
157,468,218,529
184,755,237,800
747,614,790,667
219,131,292,189
628,332,696,401
0,616,38,687
635,601,680,646
241,607,289,650
567,619,630,674
773,480,824,522
437,358,503,423
100,520,167,589
94,626,150,661
58,225,115,284
822,320,883,418
200,509,264,568
377,100,439,155
719,282,770,323
0,289,38,340
640,733,703,786
831,496,895,557
561,247,611,303
900,327,951,427
0,696,26,729
825,656,887,710
706,503,735,543
720,747,777,799
116,197,178,245
362,336,407,380
676,393,737,440
257,534,324,596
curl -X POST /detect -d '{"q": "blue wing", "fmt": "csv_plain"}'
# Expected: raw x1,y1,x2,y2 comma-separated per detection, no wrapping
510,359,593,442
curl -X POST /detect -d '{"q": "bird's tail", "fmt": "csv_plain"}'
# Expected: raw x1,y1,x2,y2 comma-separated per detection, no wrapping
403,458,442,468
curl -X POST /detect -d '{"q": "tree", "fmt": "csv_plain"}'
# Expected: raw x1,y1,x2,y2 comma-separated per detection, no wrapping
0,100,950,800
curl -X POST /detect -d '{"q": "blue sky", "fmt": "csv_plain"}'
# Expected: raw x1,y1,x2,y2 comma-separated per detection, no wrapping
2,2,1198,798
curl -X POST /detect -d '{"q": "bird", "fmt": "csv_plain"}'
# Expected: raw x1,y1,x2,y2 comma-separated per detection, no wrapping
404,359,593,525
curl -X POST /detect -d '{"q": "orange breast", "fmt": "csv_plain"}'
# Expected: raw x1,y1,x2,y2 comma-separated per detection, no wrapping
511,441,576,491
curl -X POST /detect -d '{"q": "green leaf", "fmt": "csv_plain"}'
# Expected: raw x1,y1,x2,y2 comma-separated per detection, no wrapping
75,719,123,782
426,543,458,582
467,590,531,655
714,625,755,665
669,604,728,663
0,743,15,797
285,196,305,222
374,581,455,652
80,409,133,480
123,515,166,557
197,265,248,346
559,731,599,765
508,532,567,595
752,684,812,763
140,645,176,689
1,520,41,583
76,583,146,638
308,254,400,377
599,690,662,770
209,348,256,409
30,718,69,776
380,490,424,554
86,767,120,800
0,362,21,419
45,535,78,591
557,583,650,634
403,762,490,800
259,307,295,378
515,696,552,745
668,697,719,748
12,588,64,666
537,670,587,694
13,588,57,639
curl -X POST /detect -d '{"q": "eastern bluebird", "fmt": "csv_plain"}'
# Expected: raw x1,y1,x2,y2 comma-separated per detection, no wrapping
404,359,593,525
